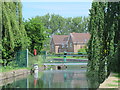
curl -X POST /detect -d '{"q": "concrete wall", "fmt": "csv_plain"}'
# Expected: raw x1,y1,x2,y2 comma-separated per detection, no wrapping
0,69,30,81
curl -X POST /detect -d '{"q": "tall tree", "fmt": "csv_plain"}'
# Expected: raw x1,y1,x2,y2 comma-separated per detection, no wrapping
31,14,89,35
87,1,120,86
105,2,120,72
0,1,2,61
2,1,30,60
87,2,106,85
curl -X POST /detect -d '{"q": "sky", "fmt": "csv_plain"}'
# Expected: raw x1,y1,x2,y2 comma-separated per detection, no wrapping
22,2,92,20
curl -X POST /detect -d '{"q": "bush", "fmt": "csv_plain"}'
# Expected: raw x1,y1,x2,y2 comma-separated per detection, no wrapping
78,48,87,55
28,55,43,67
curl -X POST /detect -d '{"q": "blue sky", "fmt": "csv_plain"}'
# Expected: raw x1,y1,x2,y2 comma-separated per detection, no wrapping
22,2,92,20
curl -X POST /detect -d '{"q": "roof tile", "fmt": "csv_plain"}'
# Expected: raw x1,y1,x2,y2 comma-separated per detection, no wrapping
52,33,90,45
70,33,90,43
52,35,69,45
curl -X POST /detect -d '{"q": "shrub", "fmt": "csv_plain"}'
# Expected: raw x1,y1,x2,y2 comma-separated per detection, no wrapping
78,48,87,55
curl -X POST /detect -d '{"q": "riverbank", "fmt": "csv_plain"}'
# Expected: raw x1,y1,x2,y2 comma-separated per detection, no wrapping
98,73,120,89
0,69,30,80
0,72,29,87
0,65,45,80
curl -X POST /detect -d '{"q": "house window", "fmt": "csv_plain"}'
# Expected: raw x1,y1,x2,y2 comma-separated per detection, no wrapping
62,44,64,48
70,42,72,47
66,43,68,48
66,45,68,48
84,39,87,42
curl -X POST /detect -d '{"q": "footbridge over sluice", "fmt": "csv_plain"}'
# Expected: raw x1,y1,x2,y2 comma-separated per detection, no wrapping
43,62,88,66
43,61,88,69
41,52,88,68
43,59,88,68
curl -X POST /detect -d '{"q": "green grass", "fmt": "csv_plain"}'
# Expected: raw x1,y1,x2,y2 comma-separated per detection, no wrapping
28,55,44,67
113,80,120,83
52,56,88,59
113,74,120,78
0,66,30,73
44,61,87,63
0,55,44,73
107,84,119,87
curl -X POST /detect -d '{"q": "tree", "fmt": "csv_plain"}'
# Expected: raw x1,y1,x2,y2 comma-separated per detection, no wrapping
24,14,89,51
2,1,30,63
0,1,2,62
31,14,89,35
87,1,120,86
24,18,50,53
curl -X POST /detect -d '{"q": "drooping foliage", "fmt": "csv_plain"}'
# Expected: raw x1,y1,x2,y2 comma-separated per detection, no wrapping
2,1,30,60
87,1,120,87
0,1,2,61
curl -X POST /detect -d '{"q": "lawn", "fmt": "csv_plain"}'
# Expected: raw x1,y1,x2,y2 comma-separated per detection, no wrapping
113,74,120,78
52,56,88,59
0,66,30,73
99,73,120,88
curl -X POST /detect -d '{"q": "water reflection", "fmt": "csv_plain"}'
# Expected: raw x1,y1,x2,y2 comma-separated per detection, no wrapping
42,69,89,88
1,66,99,88
34,69,38,87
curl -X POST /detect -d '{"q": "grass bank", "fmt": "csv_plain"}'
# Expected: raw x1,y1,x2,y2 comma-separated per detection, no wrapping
99,72,120,88
0,66,31,73
52,56,88,59
0,55,43,73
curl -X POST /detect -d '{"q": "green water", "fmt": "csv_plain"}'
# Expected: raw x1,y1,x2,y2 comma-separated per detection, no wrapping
1,66,100,89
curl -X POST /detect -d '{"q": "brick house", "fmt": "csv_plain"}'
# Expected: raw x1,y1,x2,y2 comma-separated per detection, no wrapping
50,32,90,53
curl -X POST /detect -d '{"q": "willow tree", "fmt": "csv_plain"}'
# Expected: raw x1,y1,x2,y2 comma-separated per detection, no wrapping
2,1,30,60
0,1,2,61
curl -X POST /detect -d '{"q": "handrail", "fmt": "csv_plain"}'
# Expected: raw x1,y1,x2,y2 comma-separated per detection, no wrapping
65,52,87,54
43,55,88,57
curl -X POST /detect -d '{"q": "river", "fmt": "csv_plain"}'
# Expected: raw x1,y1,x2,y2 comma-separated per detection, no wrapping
0,65,100,89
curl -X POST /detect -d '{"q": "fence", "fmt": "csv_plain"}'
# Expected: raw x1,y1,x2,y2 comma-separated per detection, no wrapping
15,50,88,67
15,49,45,68
15,49,28,67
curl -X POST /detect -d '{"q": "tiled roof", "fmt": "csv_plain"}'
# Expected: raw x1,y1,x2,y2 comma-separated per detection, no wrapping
52,33,90,45
70,33,90,43
52,35,69,45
